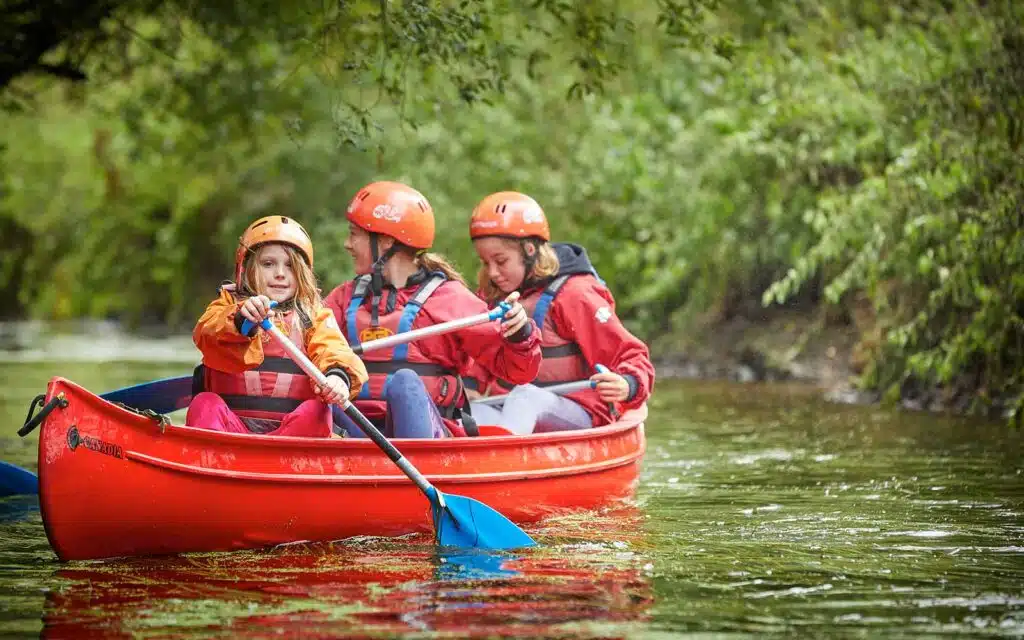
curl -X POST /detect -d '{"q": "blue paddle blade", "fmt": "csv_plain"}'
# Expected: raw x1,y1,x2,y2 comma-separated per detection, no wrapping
0,461,38,497
434,549,521,581
428,488,536,550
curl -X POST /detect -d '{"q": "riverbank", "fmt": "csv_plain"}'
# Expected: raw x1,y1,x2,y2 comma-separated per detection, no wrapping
650,307,1021,424
650,308,876,406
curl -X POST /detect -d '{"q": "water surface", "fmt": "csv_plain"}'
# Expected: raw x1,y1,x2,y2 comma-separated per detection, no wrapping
1,361,1021,637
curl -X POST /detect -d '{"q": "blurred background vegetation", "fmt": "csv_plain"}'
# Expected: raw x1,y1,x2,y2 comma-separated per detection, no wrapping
1,0,1021,424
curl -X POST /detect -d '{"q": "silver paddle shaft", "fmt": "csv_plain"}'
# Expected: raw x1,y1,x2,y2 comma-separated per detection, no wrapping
474,378,595,406
355,308,502,355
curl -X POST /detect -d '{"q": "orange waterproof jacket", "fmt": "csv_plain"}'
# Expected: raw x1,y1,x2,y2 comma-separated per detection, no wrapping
193,288,368,401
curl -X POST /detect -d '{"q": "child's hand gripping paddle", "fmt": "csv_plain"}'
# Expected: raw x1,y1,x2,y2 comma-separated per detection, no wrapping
242,303,536,550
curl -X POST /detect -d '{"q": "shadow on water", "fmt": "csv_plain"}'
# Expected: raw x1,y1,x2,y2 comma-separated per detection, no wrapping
37,507,652,639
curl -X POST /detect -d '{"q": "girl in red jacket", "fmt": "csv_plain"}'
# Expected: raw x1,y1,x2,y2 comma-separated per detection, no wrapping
324,181,541,438
189,216,368,437
465,192,655,434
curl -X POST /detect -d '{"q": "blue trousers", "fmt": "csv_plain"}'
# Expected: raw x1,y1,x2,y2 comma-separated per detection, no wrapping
332,369,448,439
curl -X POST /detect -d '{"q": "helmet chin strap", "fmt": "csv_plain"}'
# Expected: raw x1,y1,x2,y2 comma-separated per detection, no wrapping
368,233,399,326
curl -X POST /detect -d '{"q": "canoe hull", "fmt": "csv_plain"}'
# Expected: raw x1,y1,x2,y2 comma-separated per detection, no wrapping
37,378,646,561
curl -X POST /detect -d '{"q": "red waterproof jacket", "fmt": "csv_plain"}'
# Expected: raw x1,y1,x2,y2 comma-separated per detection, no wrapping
325,270,541,436
468,243,655,425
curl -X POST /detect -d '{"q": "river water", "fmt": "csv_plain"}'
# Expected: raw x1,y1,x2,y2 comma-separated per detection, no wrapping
1,356,1021,637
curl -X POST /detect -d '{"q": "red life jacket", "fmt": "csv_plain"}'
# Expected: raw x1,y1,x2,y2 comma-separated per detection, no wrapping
486,274,590,393
344,273,470,426
199,306,316,434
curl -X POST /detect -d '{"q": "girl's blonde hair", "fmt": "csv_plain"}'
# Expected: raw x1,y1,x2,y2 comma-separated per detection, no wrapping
241,243,322,323
413,250,468,287
476,238,559,303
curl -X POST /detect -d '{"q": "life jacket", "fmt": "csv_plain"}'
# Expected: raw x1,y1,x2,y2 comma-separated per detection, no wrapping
344,273,470,424
486,274,590,393
194,303,316,434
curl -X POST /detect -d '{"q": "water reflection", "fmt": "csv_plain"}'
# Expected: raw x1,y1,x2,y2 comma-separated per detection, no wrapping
0,495,38,523
40,508,652,638
434,548,521,581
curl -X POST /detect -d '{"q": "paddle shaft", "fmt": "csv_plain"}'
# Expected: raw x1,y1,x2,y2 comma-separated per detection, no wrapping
473,364,610,407
474,379,595,406
354,303,509,355
260,321,437,499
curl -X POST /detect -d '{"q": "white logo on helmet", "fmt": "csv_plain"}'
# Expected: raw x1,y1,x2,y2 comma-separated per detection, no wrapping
372,204,403,223
521,206,544,225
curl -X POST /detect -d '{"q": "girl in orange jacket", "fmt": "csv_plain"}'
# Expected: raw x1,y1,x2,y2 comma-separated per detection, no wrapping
188,216,368,437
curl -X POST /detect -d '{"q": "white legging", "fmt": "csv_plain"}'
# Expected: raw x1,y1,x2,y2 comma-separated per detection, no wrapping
470,384,593,435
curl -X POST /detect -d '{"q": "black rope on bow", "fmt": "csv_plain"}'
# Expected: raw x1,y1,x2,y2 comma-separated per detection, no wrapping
19,393,68,437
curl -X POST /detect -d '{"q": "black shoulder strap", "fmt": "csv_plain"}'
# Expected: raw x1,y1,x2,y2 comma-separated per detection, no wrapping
410,273,447,306
352,274,372,300
192,364,206,397
546,274,572,296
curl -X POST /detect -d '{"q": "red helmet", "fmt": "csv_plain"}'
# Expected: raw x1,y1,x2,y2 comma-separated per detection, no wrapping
234,216,314,284
346,181,435,249
469,191,550,241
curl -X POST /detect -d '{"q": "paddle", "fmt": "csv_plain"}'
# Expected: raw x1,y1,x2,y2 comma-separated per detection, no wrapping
354,302,510,355
242,306,537,550
474,364,610,407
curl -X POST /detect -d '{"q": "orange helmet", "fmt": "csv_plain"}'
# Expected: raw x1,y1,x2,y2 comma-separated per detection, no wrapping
234,216,314,283
346,181,435,249
469,191,550,241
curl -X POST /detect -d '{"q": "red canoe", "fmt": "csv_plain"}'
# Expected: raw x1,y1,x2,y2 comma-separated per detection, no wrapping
34,377,646,561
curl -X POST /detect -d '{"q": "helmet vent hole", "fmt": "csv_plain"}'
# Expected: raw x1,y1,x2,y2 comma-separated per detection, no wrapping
252,220,268,229
358,191,370,201
417,200,427,212
498,204,507,213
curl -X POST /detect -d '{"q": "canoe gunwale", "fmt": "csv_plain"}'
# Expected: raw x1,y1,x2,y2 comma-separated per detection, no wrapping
126,447,645,484
53,375,647,451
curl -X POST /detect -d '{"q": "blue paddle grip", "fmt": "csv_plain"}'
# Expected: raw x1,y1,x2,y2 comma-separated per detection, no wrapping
240,301,277,336
591,363,610,388
488,301,512,321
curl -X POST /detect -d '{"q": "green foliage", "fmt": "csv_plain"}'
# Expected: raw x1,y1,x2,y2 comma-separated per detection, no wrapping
1,0,1022,423
762,1,1024,423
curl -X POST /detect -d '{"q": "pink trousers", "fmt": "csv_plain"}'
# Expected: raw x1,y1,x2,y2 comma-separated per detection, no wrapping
186,392,332,438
